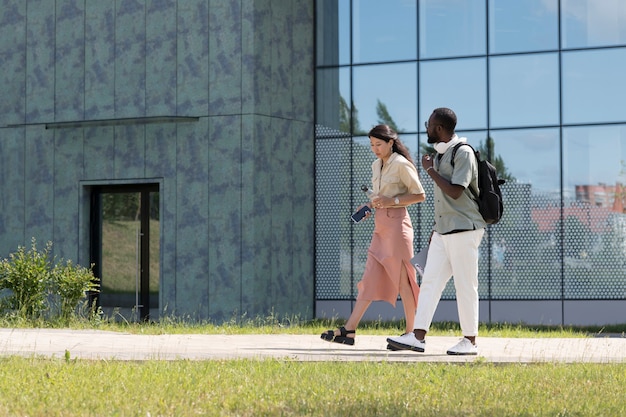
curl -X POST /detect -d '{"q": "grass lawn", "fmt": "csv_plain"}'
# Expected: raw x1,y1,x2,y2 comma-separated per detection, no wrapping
0,320,624,416
0,357,624,416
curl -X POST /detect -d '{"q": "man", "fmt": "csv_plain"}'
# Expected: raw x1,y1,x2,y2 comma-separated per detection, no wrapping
387,107,486,355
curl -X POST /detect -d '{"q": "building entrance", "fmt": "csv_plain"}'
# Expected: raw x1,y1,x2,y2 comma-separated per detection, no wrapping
90,184,159,321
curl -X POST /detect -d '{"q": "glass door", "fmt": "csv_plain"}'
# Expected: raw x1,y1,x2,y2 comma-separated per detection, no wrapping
90,184,159,321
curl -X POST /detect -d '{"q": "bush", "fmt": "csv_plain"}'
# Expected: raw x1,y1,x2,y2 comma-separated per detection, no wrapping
0,238,99,321
0,238,51,318
51,260,99,320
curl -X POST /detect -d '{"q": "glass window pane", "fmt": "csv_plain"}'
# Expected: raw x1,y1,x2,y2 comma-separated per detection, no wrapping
562,0,626,49
352,0,416,64
316,0,351,66
563,125,626,298
489,53,559,128
420,0,486,59
487,128,562,299
489,0,558,53
562,48,626,125
419,58,487,131
352,62,417,133
352,0,417,63
316,67,351,135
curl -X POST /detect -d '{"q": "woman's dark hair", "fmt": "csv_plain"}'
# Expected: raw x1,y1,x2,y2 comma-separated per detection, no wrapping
431,107,457,132
368,124,414,165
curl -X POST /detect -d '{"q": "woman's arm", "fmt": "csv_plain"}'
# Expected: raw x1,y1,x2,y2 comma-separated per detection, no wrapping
371,192,425,209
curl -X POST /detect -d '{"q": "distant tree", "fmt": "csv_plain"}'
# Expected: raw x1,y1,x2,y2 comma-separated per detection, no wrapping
477,137,515,183
419,136,515,182
340,97,401,136
339,96,366,135
344,99,514,182
375,100,399,132
339,95,351,134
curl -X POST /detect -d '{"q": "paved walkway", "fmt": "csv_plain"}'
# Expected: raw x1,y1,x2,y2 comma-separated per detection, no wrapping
1,328,625,363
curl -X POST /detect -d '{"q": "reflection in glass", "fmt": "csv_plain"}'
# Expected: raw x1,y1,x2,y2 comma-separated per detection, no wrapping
562,0,626,49
563,125,626,201
419,58,487,131
316,0,351,66
101,193,141,298
316,67,351,135
489,53,559,128
420,0,486,59
99,190,159,319
314,0,626,305
149,194,160,297
352,62,417,133
562,48,626,125
489,0,558,54
486,128,560,194
562,125,626,298
484,129,562,299
352,0,416,63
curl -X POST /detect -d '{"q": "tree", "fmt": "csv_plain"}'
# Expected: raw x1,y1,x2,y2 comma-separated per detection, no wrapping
477,137,515,183
343,99,515,183
375,100,399,132
338,95,351,134
339,97,400,136
419,136,516,183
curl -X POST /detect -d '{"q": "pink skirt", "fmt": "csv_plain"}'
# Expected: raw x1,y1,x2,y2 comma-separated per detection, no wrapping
356,207,419,307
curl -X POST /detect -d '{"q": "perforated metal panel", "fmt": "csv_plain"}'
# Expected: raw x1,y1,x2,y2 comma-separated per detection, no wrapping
315,128,352,300
315,125,626,302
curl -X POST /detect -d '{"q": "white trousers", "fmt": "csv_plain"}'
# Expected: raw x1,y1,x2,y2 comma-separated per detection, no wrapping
414,229,485,336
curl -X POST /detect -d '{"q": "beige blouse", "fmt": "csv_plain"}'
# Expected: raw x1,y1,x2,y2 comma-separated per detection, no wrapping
371,152,424,201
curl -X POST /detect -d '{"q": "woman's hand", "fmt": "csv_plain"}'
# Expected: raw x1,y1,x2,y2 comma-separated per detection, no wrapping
371,196,388,209
357,204,373,219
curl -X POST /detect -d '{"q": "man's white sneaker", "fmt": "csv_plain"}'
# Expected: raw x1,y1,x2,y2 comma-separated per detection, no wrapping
386,333,425,352
446,337,478,355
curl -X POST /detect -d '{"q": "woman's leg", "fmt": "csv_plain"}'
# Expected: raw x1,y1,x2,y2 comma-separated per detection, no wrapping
334,299,372,338
398,262,416,334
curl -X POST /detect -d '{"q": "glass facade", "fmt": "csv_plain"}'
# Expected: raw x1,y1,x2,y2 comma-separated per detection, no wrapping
315,0,626,305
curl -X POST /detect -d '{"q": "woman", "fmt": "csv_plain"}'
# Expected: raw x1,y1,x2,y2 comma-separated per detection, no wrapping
321,124,426,345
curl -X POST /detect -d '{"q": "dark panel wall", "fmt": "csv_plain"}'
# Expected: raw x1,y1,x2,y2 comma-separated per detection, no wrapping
0,0,315,322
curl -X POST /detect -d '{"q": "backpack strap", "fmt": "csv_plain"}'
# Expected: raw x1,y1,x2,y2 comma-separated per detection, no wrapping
450,143,479,199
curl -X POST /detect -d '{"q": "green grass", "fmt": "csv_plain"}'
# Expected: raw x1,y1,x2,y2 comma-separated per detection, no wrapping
0,318,625,416
0,357,623,416
2,312,625,337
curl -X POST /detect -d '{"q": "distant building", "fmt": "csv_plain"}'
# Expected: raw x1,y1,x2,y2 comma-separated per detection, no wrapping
576,183,625,213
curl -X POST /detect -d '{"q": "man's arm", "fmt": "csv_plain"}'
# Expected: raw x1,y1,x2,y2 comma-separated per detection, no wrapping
421,154,465,199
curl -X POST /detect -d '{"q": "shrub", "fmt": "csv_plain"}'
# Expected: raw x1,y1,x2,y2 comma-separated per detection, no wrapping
0,238,99,321
0,238,51,318
51,260,99,320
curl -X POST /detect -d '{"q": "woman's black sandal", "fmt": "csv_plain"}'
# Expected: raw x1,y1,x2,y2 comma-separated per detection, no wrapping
320,326,356,345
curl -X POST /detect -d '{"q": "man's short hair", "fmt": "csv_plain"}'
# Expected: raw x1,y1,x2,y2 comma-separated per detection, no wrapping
432,108,457,132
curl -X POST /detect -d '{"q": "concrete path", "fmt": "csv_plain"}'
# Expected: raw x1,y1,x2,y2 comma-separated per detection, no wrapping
1,328,624,363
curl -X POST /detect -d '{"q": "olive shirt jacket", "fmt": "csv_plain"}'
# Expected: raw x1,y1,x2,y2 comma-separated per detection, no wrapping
432,137,486,234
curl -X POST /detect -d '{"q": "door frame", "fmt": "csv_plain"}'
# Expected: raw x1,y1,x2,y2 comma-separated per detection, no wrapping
89,183,159,321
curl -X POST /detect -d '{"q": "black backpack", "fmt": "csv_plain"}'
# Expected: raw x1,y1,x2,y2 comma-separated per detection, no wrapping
451,143,505,225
